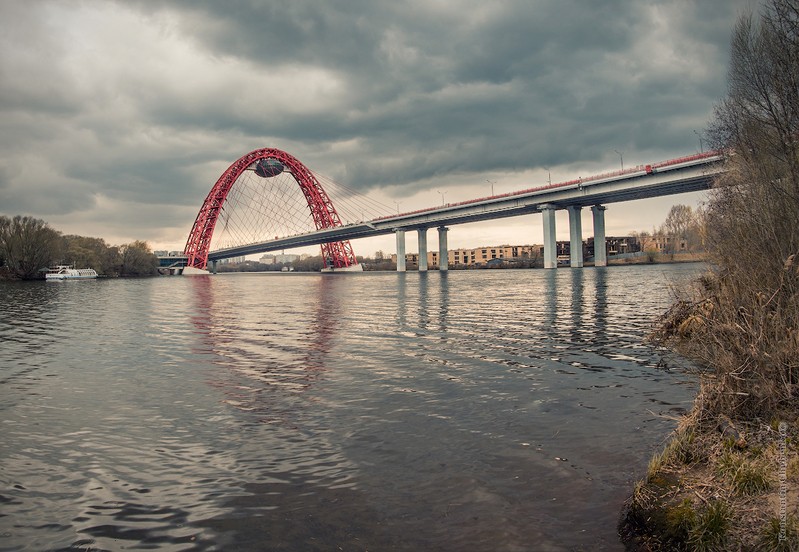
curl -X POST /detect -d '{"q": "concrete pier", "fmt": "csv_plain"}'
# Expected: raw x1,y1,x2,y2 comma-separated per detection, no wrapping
395,229,406,272
592,205,607,267
438,227,449,271
568,206,583,268
418,228,428,272
542,205,557,269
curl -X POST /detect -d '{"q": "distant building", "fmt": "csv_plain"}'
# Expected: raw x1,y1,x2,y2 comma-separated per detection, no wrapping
449,245,541,267
274,253,299,264
585,236,643,258
386,236,676,268
258,253,303,264
392,244,542,268
640,235,688,253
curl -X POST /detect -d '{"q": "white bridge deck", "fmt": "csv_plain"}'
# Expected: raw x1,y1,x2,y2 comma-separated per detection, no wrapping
207,152,723,263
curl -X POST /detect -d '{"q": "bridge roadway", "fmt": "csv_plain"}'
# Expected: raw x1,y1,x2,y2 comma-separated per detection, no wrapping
207,151,724,270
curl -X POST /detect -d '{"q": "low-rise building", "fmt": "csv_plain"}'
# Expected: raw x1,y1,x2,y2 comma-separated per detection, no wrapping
393,244,541,268
278,253,300,263
449,244,541,267
640,235,688,253
387,234,687,268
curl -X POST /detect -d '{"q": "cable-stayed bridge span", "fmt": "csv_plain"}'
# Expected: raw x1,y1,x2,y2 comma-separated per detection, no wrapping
179,148,724,273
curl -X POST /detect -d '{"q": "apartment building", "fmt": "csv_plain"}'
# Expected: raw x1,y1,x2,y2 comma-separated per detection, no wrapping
392,244,542,268
449,245,542,267
389,235,664,269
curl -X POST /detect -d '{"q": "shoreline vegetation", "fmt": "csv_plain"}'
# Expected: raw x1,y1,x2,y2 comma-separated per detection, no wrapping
216,251,708,274
619,1,799,550
0,215,160,280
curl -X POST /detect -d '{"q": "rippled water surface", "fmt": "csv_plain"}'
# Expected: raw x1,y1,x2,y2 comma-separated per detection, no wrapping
1,265,703,551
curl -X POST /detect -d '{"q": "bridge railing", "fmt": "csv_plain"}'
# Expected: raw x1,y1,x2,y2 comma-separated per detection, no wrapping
651,150,722,169
373,150,723,223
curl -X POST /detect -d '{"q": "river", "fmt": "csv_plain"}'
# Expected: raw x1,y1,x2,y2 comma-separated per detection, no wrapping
0,264,703,551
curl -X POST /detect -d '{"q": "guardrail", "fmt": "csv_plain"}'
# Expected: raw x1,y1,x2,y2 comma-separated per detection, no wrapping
373,150,723,223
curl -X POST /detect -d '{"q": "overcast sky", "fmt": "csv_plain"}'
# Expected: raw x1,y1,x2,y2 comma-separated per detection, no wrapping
0,0,760,256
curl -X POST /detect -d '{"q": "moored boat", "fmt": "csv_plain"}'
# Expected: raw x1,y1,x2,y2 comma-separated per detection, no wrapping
45,265,98,280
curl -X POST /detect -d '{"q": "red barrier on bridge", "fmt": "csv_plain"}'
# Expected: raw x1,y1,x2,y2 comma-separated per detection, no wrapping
374,150,722,222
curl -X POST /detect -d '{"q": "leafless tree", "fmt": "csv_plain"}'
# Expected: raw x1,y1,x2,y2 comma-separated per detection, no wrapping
705,0,799,284
0,215,63,279
660,204,702,252
655,0,799,418
708,0,799,195
119,240,159,276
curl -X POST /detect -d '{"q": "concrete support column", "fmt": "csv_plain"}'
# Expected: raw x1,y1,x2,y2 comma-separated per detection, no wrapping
211,260,218,274
395,229,406,272
438,226,449,271
568,206,584,268
591,205,607,267
541,205,557,269
418,228,428,272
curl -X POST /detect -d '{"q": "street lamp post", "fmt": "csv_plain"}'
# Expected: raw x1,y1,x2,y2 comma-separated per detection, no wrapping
693,130,704,153
614,150,624,170
486,179,495,196
437,190,447,206
543,166,551,185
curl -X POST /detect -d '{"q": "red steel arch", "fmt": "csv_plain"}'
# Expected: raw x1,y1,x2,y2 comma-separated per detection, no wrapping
184,148,358,270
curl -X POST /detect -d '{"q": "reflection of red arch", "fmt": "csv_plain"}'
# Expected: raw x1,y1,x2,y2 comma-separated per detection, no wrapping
184,148,358,270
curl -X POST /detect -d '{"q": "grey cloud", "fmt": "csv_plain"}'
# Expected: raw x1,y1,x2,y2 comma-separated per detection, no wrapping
0,0,761,247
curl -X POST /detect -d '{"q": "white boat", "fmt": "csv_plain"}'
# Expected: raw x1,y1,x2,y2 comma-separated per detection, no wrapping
45,265,98,280
321,264,363,273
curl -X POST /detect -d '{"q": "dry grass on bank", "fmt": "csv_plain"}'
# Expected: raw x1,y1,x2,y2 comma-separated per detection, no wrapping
652,259,799,421
619,264,799,550
619,1,799,546
606,252,708,266
620,404,799,551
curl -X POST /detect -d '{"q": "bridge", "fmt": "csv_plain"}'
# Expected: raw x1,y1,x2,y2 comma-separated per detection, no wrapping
180,148,724,273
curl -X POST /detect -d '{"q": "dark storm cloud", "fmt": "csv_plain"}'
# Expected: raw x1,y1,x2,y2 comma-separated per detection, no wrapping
132,0,744,187
0,0,759,246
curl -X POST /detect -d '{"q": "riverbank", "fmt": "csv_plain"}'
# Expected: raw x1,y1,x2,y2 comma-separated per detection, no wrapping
606,252,707,266
619,406,799,550
369,251,708,271
617,0,799,546
618,271,799,550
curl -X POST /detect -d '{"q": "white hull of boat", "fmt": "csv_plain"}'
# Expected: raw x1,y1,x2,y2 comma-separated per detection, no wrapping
321,263,364,273
45,266,98,280
182,266,210,276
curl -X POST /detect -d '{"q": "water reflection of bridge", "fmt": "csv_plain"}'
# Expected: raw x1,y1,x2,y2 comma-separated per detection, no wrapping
189,274,344,420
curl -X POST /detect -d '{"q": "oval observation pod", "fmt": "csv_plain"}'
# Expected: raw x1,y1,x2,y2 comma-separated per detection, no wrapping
254,158,284,178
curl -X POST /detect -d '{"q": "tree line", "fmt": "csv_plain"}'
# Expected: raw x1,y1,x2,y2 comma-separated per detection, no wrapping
217,254,395,273
630,203,705,254
0,215,159,280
